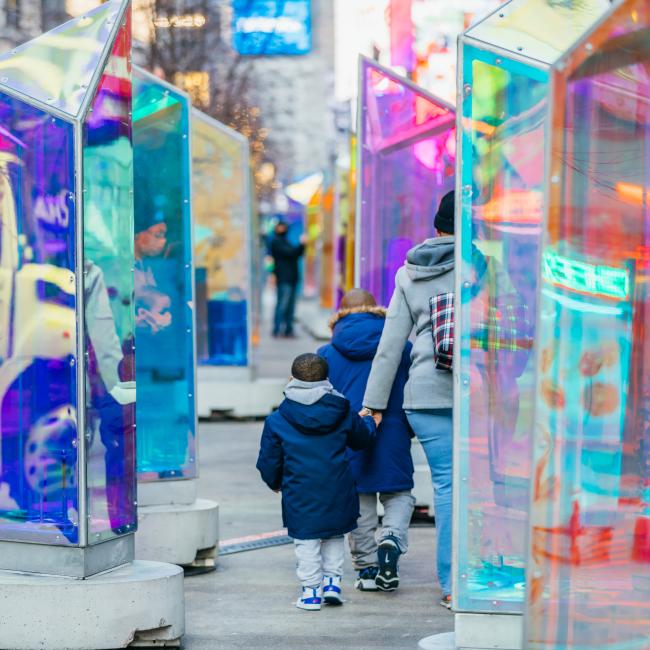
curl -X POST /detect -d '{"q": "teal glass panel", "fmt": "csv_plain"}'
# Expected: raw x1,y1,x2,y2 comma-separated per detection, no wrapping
525,3,650,646
83,15,137,543
0,1,124,117
0,96,78,545
133,69,196,481
456,43,548,613
192,112,252,367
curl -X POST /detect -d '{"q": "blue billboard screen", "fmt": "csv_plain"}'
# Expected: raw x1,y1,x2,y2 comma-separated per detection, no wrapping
232,0,312,56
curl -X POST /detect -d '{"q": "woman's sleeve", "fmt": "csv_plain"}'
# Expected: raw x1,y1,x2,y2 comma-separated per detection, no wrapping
363,274,414,410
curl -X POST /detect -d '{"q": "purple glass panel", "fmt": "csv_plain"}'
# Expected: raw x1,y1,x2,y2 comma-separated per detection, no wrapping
358,58,455,307
83,16,136,543
0,95,78,545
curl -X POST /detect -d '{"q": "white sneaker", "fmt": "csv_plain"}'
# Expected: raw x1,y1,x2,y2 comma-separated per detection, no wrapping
322,575,343,605
296,585,322,611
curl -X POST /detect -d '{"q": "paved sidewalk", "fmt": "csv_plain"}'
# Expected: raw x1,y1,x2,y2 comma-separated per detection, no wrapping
183,420,454,649
182,296,453,648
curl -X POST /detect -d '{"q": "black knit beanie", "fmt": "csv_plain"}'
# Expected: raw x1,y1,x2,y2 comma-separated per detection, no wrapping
434,190,455,235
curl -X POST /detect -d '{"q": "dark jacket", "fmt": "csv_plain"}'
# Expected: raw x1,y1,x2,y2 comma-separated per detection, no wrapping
256,391,376,540
319,310,414,493
271,233,305,285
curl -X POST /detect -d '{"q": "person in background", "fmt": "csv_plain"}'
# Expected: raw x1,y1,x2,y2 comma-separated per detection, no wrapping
270,221,306,338
318,289,415,593
256,353,379,611
362,190,456,609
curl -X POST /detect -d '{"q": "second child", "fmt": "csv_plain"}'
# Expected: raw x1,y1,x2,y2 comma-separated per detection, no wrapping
319,289,415,592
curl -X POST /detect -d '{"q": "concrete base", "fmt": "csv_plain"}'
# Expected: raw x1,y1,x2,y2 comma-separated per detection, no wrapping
419,613,522,650
136,497,219,568
419,632,456,649
197,366,284,418
0,560,184,649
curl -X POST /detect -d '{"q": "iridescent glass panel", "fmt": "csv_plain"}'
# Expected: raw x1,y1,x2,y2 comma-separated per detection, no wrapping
0,97,77,545
83,18,136,543
358,58,456,307
133,72,196,481
525,4,650,646
456,44,547,612
192,113,252,367
0,2,121,117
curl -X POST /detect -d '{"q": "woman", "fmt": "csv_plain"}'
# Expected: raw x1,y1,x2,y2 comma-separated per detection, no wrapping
362,190,455,609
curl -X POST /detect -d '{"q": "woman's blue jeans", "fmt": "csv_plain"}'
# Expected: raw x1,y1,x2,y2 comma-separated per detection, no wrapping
406,408,453,596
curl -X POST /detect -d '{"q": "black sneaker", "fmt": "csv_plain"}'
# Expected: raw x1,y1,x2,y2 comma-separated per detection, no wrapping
440,594,452,610
354,566,379,591
376,536,400,591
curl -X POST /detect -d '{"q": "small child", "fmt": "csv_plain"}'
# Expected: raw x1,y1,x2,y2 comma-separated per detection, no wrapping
318,289,414,592
256,353,377,611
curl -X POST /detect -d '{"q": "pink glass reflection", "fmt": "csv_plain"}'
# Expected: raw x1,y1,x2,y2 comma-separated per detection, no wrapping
358,58,455,307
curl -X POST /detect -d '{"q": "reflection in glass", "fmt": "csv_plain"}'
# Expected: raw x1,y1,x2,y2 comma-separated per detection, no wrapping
0,97,77,545
358,58,456,307
83,15,136,543
0,2,120,117
192,112,252,367
456,44,547,613
133,69,196,481
526,3,650,647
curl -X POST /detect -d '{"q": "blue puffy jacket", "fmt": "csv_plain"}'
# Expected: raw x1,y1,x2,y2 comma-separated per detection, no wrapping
319,310,414,494
256,392,376,540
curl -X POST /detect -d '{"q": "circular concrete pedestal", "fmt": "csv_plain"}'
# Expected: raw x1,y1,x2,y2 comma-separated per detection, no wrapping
136,498,219,568
419,632,456,649
0,560,184,649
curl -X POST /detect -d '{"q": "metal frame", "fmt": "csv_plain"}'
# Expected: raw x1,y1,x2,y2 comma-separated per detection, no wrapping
0,0,133,562
190,108,255,372
132,65,199,483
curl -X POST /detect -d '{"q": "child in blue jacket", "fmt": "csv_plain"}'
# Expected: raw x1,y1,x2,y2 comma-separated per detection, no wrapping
256,353,377,611
318,289,415,592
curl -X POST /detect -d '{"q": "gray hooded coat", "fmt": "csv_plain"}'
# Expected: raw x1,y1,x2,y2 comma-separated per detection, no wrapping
363,236,454,411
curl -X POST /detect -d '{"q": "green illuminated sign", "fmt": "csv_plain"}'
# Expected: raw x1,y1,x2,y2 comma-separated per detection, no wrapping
542,250,629,300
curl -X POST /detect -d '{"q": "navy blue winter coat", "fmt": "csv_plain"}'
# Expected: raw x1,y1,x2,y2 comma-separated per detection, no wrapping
318,310,414,494
256,393,376,540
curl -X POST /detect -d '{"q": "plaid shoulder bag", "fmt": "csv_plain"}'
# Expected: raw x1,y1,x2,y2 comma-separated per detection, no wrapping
430,292,455,371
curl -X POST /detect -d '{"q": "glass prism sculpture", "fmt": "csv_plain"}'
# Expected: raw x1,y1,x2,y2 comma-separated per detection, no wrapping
523,1,650,647
192,111,253,368
133,66,197,481
0,0,136,552
456,0,617,615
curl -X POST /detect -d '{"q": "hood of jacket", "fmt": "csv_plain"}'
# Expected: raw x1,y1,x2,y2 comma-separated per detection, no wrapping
330,310,385,361
279,390,350,435
405,236,455,281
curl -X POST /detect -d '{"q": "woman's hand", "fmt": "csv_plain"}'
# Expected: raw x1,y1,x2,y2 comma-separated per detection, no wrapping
359,408,382,427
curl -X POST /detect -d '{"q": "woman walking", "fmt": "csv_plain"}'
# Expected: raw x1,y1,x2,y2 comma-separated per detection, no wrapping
362,190,455,609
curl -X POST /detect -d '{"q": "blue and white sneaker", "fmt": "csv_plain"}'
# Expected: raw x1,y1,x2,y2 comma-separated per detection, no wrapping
296,585,322,611
322,575,343,605
376,535,401,591
354,566,380,591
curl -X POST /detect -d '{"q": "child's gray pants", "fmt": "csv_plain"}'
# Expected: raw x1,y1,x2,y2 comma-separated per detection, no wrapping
349,491,416,570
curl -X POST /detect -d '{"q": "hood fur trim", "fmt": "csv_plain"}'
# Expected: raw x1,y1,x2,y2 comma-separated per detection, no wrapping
329,305,386,330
